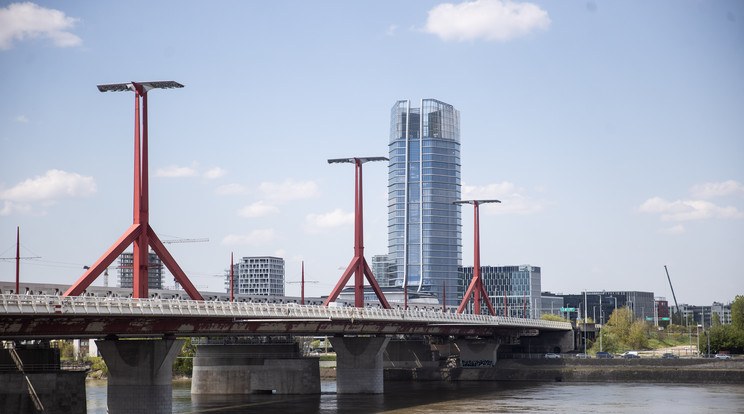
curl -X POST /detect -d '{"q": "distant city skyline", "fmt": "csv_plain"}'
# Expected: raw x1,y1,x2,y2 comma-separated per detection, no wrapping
1,1,741,306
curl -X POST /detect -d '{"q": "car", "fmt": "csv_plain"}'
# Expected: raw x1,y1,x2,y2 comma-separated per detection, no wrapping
595,351,614,359
715,354,732,360
575,353,591,359
543,353,561,359
661,353,679,359
623,353,640,359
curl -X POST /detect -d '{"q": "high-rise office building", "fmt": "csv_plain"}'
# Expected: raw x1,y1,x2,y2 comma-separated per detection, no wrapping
118,251,164,290
388,99,461,306
226,256,285,296
460,265,542,318
371,254,394,287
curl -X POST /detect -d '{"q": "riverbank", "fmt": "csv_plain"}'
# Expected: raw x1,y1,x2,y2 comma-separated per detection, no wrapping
384,358,744,384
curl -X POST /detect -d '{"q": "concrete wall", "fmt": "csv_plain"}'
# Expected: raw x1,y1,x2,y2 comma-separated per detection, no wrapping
191,343,320,394
383,339,439,369
384,358,744,384
0,370,87,413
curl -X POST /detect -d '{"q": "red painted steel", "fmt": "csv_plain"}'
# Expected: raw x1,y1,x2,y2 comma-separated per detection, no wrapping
64,82,203,300
323,158,390,309
457,201,497,315
15,227,19,294
301,261,305,305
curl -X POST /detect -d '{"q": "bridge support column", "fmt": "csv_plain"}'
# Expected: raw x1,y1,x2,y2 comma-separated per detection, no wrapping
96,338,183,414
331,336,390,394
191,343,320,395
455,338,499,368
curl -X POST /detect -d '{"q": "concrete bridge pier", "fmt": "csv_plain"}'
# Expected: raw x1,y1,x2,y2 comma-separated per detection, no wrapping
455,338,500,368
330,336,390,394
191,342,320,395
96,338,183,414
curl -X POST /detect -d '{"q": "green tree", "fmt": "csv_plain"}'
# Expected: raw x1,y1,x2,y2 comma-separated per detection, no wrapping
628,320,650,349
173,337,196,377
731,295,744,331
590,330,621,354
605,307,633,344
541,314,569,323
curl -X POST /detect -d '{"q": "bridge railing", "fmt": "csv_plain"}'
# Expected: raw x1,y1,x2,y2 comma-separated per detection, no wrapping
0,294,571,331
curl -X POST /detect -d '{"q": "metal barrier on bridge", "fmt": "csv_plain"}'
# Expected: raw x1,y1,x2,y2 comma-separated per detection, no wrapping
0,294,572,331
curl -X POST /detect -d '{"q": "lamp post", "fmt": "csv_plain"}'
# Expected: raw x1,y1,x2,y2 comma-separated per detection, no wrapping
454,199,500,315
323,157,390,309
64,81,203,300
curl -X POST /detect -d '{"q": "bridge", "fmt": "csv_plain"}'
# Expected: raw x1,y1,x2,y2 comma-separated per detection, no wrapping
1,291,573,413
0,294,570,339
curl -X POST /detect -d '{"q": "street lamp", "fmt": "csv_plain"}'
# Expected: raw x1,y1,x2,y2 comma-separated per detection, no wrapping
64,81,203,300
323,157,391,309
454,199,501,315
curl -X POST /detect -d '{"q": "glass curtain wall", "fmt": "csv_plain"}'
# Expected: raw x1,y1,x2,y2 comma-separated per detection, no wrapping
388,99,461,307
459,265,542,318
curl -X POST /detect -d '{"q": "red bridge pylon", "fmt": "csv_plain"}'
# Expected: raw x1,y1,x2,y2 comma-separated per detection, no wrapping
64,81,203,300
323,157,390,309
455,199,500,315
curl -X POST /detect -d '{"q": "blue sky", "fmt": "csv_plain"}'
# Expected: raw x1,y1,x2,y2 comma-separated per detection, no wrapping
1,1,742,306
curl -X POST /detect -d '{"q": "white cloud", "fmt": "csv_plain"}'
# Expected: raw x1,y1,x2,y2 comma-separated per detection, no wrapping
0,169,96,202
690,180,744,199
154,164,199,178
0,201,33,216
462,181,548,214
15,115,28,123
203,167,227,180
638,197,742,221
386,25,399,36
0,2,82,50
305,208,354,233
658,224,685,235
423,0,550,42
221,229,279,246
258,179,319,202
215,183,250,196
236,201,279,218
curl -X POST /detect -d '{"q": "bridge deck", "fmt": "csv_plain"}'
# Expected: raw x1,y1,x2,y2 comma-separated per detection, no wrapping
0,294,571,339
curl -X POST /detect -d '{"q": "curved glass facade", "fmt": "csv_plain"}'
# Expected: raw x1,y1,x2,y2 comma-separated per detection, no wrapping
388,99,461,307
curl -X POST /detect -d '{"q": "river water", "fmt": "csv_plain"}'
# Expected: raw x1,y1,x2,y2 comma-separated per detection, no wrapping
86,379,744,413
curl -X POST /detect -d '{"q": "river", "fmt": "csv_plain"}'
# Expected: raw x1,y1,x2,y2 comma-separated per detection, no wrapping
86,379,744,413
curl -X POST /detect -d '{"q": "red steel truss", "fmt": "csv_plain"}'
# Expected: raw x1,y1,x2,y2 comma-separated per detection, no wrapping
323,157,390,309
64,81,203,300
455,199,500,315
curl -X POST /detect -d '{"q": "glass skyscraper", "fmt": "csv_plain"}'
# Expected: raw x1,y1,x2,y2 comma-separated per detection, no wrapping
388,99,461,307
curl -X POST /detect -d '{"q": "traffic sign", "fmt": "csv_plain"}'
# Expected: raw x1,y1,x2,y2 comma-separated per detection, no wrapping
560,307,576,312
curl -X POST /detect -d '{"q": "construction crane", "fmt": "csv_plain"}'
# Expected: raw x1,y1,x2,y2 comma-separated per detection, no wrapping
162,238,209,244
664,265,682,325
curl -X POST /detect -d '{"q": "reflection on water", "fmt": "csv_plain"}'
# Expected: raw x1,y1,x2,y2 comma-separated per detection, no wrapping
87,379,744,414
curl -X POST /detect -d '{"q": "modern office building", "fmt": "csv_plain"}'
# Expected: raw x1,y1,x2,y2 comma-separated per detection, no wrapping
560,291,655,324
371,254,394,287
117,252,164,290
460,265,542,318
541,293,565,317
226,256,285,296
388,99,462,307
